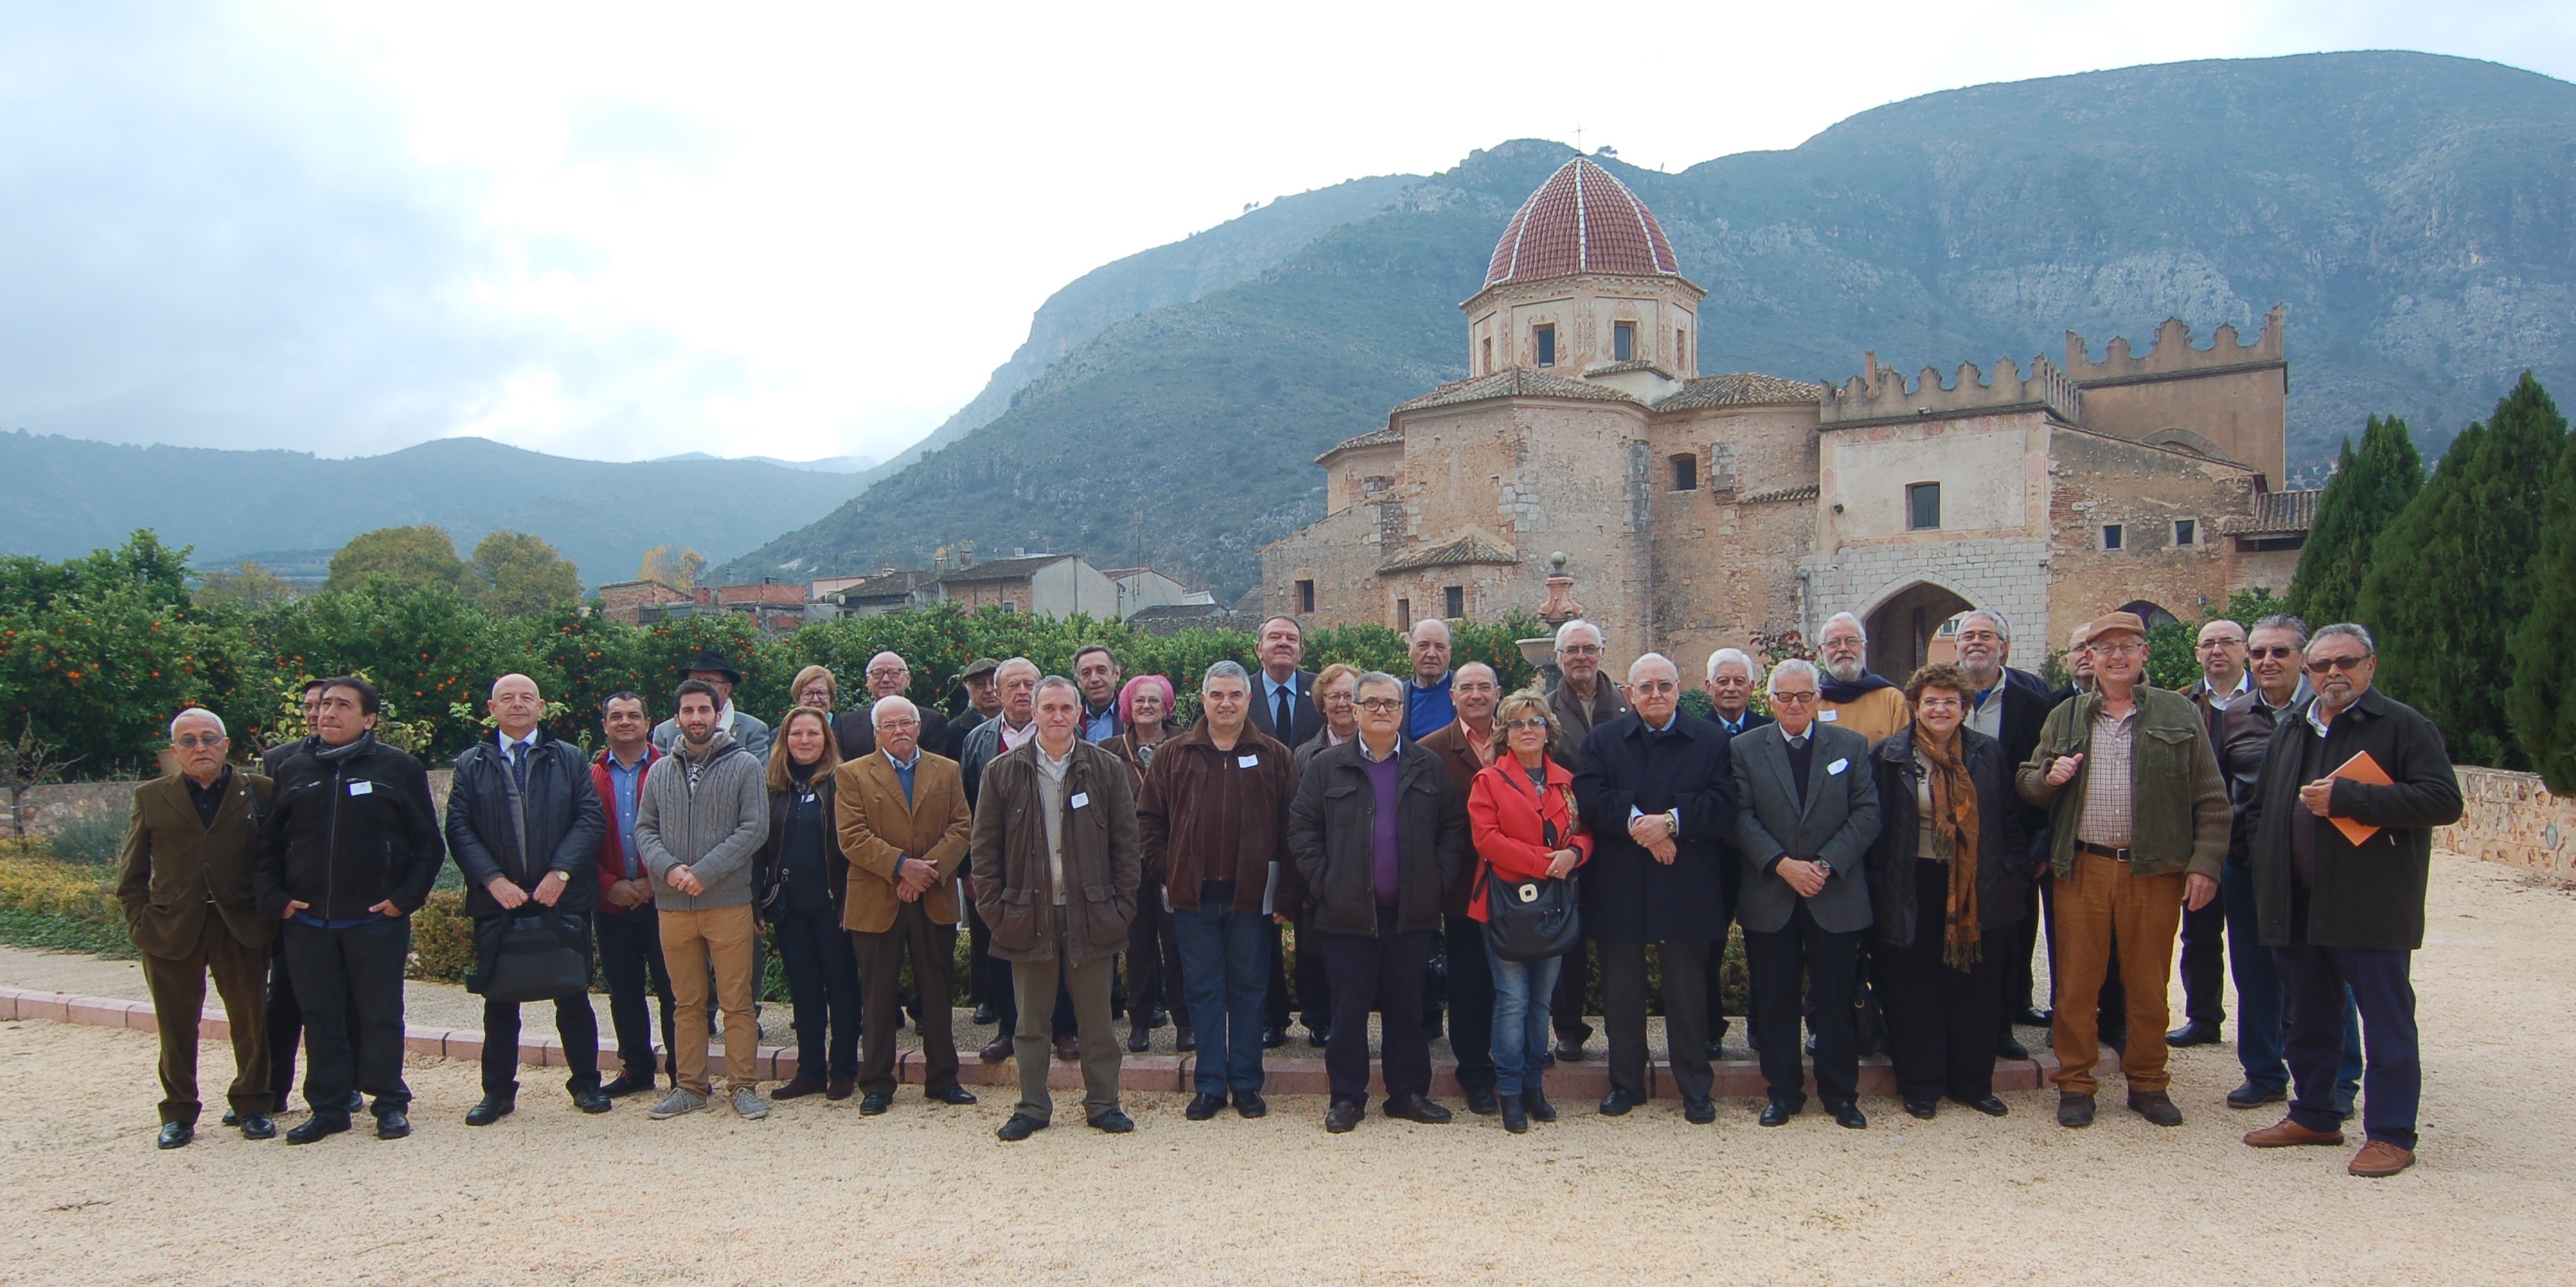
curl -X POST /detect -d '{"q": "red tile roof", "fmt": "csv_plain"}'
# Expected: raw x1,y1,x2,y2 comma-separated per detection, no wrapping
1485,158,1680,286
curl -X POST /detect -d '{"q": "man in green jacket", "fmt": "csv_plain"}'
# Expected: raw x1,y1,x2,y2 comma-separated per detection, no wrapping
2017,612,2228,1130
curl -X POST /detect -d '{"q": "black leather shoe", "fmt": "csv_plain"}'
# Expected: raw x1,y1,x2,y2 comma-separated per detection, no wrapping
1325,1100,1363,1133
2016,1006,2051,1027
1828,1102,1868,1130
826,1076,855,1102
1704,1039,1726,1060
1997,1037,2033,1061
1905,1099,1938,1120
284,1112,350,1145
926,1084,978,1106
573,1090,613,1115
773,1074,828,1101
970,1003,998,1025
1384,1094,1451,1124
2127,1089,2184,1127
995,1112,1046,1141
1089,1109,1135,1133
2226,1081,2287,1110
1524,1087,1557,1122
374,1109,411,1139
1598,1088,1639,1117
1186,1093,1226,1120
1261,1024,1286,1049
1174,1027,1197,1054
1758,1098,1800,1127
1500,1094,1529,1134
2166,1021,2221,1048
1683,1096,1717,1125
1234,1090,1267,1119
1555,1040,1587,1062
345,1090,366,1113
2058,1092,2096,1128
220,1109,240,1127
1465,1085,1500,1116
859,1092,892,1115
1305,1024,1329,1048
1954,1094,2010,1117
464,1094,515,1127
600,1073,655,1098
1126,1023,1152,1054
157,1121,194,1149
238,1113,277,1140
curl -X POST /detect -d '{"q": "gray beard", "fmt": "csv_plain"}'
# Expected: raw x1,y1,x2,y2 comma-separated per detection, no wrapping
1825,657,1865,684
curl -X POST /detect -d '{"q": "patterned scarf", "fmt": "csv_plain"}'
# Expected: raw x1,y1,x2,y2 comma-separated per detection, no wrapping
1916,726,1982,970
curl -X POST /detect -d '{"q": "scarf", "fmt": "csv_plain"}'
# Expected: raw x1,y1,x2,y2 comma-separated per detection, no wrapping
312,730,376,763
1819,669,1898,705
1915,726,1982,971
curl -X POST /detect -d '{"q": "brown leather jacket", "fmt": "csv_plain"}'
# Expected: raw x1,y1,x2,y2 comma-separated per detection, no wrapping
969,739,1140,967
1135,722,1298,914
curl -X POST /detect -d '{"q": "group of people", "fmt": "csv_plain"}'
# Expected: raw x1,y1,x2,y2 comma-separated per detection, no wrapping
113,604,2460,1176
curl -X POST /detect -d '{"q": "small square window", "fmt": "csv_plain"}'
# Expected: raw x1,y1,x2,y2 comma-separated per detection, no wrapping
2102,524,2125,552
1613,321,1635,362
1444,585,1465,619
1907,482,1941,530
1672,453,1699,491
2174,518,2197,546
1535,325,1556,367
1297,579,1315,614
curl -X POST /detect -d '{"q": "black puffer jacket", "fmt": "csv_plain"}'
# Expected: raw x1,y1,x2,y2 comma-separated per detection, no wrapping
255,733,446,921
1864,724,2030,948
446,732,606,918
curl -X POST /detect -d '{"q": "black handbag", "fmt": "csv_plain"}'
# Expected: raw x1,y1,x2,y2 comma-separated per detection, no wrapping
469,911,591,1003
1482,812,1582,963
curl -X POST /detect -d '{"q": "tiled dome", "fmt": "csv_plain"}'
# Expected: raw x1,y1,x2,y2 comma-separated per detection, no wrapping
1484,157,1681,287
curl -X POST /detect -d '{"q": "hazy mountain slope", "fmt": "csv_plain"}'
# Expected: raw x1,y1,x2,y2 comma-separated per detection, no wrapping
0,432,870,586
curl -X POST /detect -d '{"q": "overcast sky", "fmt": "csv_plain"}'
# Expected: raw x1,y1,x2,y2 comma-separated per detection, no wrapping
2,1,2570,465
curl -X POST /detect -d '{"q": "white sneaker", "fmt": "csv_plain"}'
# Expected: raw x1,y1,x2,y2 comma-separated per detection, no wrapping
647,1088,707,1120
731,1087,770,1120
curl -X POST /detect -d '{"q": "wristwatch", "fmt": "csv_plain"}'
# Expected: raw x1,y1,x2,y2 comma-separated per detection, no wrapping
1813,859,1834,879
1664,809,1681,835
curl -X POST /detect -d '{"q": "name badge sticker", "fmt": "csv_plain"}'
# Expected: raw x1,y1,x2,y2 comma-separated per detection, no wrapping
347,780,373,796
1070,792,1090,810
1238,754,1260,769
1818,709,1840,722
1827,758,1849,776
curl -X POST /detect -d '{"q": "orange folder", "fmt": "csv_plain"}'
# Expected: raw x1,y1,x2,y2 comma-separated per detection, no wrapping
2326,751,2391,845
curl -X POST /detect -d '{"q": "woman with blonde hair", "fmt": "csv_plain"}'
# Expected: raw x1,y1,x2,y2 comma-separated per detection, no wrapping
758,705,862,1100
1102,672,1189,1052
1467,689,1593,1132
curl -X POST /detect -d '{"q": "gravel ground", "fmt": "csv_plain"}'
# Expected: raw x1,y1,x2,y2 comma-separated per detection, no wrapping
4,852,2570,1285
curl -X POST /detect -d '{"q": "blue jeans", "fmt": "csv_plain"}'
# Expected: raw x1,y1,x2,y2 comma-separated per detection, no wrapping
2277,942,2419,1148
1174,903,1270,1094
1484,939,1564,1098
2222,862,2359,1106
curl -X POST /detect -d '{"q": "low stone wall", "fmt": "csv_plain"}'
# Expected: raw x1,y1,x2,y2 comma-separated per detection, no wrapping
2437,768,2576,884
12,769,456,839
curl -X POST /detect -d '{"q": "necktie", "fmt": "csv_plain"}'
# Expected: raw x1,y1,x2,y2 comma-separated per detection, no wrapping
1274,682,1294,737
508,740,529,790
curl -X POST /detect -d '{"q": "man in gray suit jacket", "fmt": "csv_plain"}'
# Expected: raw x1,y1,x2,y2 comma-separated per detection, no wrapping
1732,658,1880,1129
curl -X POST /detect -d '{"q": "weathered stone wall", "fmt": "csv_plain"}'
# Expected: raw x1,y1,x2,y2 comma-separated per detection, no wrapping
2042,427,2251,645
1647,403,1824,664
2438,768,2576,883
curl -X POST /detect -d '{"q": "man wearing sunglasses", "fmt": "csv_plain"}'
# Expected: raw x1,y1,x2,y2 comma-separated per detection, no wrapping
2241,623,2460,1178
2170,619,2252,1050
2017,612,2229,1130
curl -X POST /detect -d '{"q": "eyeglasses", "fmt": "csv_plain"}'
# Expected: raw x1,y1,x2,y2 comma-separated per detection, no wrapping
866,669,908,681
1915,697,1964,712
2198,638,2243,651
2248,646,2299,660
172,734,226,749
1355,698,1403,713
1558,644,1602,656
2091,642,2142,657
2305,654,2372,674
1503,717,1550,732
1772,690,1818,706
1630,680,1679,696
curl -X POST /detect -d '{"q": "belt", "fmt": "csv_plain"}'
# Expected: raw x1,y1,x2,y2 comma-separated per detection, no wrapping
2074,841,2132,861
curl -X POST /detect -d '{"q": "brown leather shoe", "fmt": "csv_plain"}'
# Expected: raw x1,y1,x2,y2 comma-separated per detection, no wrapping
2126,1089,2183,1127
2056,1092,2096,1128
2348,1139,2416,1177
978,1036,1012,1064
825,1076,855,1102
1053,1034,1082,1063
771,1073,828,1100
2243,1116,2345,1148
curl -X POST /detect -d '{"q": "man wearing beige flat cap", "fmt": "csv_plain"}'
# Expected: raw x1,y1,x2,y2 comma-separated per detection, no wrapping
2017,611,2228,1130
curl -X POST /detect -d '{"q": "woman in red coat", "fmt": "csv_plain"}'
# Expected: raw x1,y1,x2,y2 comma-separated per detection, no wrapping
1468,689,1593,1133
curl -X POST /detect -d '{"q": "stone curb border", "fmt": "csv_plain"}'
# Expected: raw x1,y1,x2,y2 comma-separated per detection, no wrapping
0,986,2113,1099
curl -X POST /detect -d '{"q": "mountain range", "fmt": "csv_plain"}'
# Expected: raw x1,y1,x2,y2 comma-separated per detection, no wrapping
0,431,873,588
719,51,2576,598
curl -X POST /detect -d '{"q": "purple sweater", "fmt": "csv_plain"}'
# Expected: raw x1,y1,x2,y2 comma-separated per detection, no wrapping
1365,750,1404,905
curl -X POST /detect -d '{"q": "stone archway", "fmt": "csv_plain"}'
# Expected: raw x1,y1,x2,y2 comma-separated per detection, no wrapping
1868,582,1976,680
2116,599,2182,631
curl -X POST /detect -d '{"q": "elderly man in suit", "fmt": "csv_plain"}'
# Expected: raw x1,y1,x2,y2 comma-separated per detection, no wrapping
1952,608,2063,1058
1244,615,1322,1049
832,652,952,763
1733,658,1881,1130
120,708,278,1148
836,695,980,1115
1574,652,1737,1124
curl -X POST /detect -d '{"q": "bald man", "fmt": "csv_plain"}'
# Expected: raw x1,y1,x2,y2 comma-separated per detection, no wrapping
1402,618,1456,740
445,673,611,1125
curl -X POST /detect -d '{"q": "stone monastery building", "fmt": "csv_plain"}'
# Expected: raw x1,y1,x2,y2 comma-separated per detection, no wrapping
1261,157,2317,677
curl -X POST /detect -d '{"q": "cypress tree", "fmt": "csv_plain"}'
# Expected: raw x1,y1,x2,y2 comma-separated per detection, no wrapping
2508,415,2576,793
2288,415,2421,626
2359,374,2566,769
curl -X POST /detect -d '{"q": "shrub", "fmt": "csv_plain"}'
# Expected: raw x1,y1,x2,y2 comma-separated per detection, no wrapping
0,853,132,957
406,888,476,984
45,803,129,866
